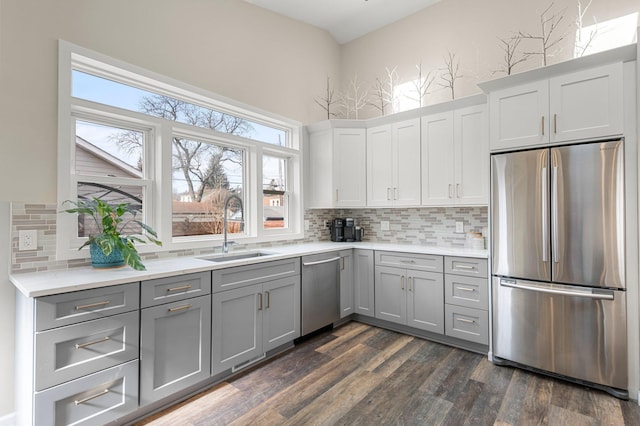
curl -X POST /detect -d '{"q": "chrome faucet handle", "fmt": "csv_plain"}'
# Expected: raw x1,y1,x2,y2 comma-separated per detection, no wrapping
222,240,236,254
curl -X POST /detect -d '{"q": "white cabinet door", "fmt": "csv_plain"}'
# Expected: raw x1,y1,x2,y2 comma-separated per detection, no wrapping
393,118,422,206
334,128,367,207
366,125,394,206
212,284,262,375
339,249,354,318
307,129,333,208
374,266,406,325
549,62,623,143
454,104,489,205
407,270,444,334
354,249,375,316
421,111,455,206
489,80,549,150
263,276,300,352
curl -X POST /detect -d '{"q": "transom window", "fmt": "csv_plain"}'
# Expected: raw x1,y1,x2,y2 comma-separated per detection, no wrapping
57,41,302,259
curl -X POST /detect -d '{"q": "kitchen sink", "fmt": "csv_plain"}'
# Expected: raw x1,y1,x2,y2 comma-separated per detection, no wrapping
200,251,276,263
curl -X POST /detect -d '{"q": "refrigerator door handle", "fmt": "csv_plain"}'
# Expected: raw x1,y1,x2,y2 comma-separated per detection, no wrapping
499,279,614,300
541,167,548,262
552,165,559,263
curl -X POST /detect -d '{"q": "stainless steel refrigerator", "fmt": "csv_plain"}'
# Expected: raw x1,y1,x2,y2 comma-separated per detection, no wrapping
491,139,628,398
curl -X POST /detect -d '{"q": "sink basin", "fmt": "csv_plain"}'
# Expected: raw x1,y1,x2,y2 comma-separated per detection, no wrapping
200,251,276,263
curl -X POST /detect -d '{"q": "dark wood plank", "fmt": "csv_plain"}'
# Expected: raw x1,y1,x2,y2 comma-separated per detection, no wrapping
137,323,640,426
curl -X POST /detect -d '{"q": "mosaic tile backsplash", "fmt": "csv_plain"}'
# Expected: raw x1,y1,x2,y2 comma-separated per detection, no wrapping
10,203,487,273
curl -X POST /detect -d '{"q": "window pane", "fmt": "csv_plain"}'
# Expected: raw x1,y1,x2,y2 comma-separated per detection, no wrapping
75,182,144,238
72,70,287,146
171,137,244,237
75,120,144,177
263,155,287,229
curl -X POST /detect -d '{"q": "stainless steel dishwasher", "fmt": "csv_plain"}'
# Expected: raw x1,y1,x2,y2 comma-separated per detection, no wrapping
301,252,341,335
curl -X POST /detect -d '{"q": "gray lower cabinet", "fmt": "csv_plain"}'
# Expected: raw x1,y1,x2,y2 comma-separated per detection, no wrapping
375,265,444,333
443,256,489,345
354,249,375,316
212,270,300,375
34,360,139,426
140,294,212,405
16,283,141,426
339,249,354,317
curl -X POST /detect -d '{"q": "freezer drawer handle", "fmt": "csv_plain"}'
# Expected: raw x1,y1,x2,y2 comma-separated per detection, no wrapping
75,389,109,406
302,257,341,266
500,279,614,300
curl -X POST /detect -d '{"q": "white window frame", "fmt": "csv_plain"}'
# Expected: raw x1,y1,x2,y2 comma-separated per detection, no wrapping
57,41,303,260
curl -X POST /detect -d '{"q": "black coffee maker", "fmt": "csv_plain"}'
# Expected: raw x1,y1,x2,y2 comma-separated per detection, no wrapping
329,218,344,242
343,218,356,242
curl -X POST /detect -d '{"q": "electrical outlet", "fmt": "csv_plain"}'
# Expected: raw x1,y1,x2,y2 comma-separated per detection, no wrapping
381,220,390,231
19,230,37,251
304,220,310,231
455,221,464,233
324,220,329,228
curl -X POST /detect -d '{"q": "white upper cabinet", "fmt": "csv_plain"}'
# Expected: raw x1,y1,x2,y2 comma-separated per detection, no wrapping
489,62,623,151
489,81,548,150
366,118,421,207
422,104,488,206
549,63,623,143
307,126,367,208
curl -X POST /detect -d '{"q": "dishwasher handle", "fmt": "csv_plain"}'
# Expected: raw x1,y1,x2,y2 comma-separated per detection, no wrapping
302,256,341,266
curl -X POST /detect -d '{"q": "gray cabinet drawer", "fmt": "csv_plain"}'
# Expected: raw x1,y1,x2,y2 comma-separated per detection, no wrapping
212,257,300,293
35,283,139,331
444,304,488,345
445,256,488,278
34,360,139,426
375,251,443,272
444,275,488,310
141,272,211,308
35,311,139,391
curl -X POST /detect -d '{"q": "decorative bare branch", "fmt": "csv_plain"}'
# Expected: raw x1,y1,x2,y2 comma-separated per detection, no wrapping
494,35,530,75
439,52,462,100
575,0,598,57
518,2,567,66
338,74,368,119
368,77,390,116
314,76,338,119
407,62,435,108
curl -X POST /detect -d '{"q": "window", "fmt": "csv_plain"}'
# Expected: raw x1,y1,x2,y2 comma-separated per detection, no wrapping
171,136,245,238
262,155,288,230
57,41,302,259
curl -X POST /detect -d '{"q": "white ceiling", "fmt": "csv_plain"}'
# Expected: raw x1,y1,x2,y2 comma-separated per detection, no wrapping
244,0,441,44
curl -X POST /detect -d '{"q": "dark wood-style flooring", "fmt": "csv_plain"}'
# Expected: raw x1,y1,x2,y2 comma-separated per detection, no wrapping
137,322,640,425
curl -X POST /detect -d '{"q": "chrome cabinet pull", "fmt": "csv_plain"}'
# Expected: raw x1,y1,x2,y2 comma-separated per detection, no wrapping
387,187,391,201
75,389,109,405
336,189,339,202
408,277,413,292
401,275,405,290
258,293,263,311
554,113,557,134
541,116,545,136
266,291,270,309
75,300,110,310
456,317,476,324
400,259,416,264
168,304,192,313
454,264,475,270
75,336,110,349
167,284,192,292
457,286,476,292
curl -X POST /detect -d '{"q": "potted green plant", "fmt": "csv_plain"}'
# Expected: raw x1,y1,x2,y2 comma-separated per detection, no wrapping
63,197,162,270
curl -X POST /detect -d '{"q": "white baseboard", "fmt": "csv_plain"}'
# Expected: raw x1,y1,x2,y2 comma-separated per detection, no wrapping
0,412,15,426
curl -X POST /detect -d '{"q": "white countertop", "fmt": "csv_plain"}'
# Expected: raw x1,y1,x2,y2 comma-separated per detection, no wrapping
10,242,488,298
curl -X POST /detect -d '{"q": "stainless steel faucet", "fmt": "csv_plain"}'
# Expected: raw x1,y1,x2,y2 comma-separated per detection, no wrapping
222,194,244,254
